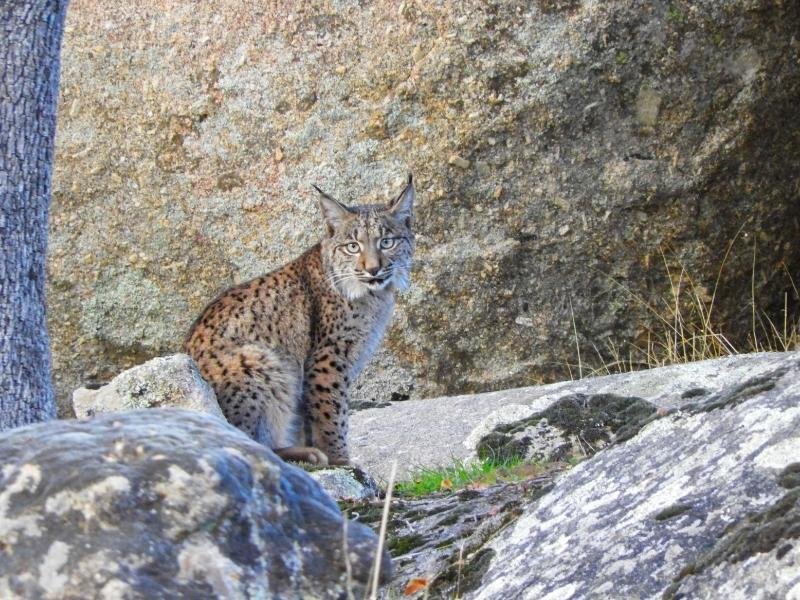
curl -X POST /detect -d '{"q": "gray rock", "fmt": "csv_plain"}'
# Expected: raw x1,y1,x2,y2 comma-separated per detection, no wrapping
352,475,557,600
0,410,391,599
309,466,381,502
469,356,800,599
352,352,799,480
670,543,800,600
663,462,800,599
352,353,800,598
72,354,223,420
48,1,800,417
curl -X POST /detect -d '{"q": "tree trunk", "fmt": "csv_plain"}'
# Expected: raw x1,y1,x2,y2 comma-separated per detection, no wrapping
0,0,68,430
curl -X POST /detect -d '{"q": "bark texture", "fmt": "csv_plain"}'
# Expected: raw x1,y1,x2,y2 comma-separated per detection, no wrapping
0,0,68,429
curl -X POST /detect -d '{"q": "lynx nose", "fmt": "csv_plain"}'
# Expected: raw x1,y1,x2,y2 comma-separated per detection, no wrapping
365,264,381,276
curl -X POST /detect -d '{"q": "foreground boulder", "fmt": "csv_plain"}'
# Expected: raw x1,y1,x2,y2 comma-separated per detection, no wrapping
471,355,800,599
355,352,800,598
0,410,390,599
470,358,800,598
72,353,222,419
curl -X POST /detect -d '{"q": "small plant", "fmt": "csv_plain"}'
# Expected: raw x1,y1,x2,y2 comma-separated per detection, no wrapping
666,5,685,24
395,457,530,497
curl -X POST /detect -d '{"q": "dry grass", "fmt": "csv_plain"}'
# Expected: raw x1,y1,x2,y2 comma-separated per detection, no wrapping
572,241,799,378
367,461,397,600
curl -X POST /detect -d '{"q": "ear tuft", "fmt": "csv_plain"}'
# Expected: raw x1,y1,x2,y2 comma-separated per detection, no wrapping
388,174,415,226
313,184,353,235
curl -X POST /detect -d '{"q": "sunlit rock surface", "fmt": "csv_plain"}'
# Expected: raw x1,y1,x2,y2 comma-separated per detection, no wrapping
348,353,800,598
50,0,800,416
72,353,222,418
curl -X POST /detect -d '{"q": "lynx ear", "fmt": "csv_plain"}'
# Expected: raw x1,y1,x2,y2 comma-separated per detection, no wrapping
388,174,414,226
313,185,353,236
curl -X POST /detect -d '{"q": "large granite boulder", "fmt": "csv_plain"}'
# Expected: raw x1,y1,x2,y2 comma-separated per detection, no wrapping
49,0,800,416
0,410,390,599
472,356,800,599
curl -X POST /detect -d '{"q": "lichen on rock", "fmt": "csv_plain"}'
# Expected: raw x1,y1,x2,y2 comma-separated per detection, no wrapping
663,463,800,600
476,393,657,463
0,410,391,599
72,353,223,419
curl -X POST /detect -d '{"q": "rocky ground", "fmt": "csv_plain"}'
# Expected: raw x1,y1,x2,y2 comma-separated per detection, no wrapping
350,352,795,480
346,351,800,598
3,351,796,598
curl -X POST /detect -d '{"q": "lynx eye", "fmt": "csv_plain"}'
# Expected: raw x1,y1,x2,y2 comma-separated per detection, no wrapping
342,242,361,255
378,238,397,250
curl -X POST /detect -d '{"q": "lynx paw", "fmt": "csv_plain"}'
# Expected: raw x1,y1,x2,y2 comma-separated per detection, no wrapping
275,446,330,466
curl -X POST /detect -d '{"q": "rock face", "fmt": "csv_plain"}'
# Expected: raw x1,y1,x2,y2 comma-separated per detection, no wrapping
348,474,558,600
49,0,800,416
473,357,800,599
71,353,223,419
0,410,390,599
351,351,796,480
663,463,800,600
356,352,800,598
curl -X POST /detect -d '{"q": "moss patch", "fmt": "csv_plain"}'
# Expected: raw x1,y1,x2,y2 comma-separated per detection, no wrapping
654,502,693,521
476,432,531,462
683,367,789,414
430,547,497,597
388,533,426,555
340,501,384,525
436,509,467,528
458,547,496,594
778,463,800,489
680,387,708,399
478,393,657,462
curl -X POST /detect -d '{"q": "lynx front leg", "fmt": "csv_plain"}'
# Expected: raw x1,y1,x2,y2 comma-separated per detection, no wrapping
305,348,351,465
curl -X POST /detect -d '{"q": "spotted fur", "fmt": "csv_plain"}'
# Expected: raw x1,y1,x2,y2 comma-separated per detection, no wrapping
184,177,415,465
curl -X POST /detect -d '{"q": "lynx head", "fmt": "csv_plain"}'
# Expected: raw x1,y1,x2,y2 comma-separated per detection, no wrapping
315,175,415,300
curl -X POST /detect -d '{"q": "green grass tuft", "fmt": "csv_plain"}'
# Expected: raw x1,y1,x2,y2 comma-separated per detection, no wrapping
395,457,530,497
